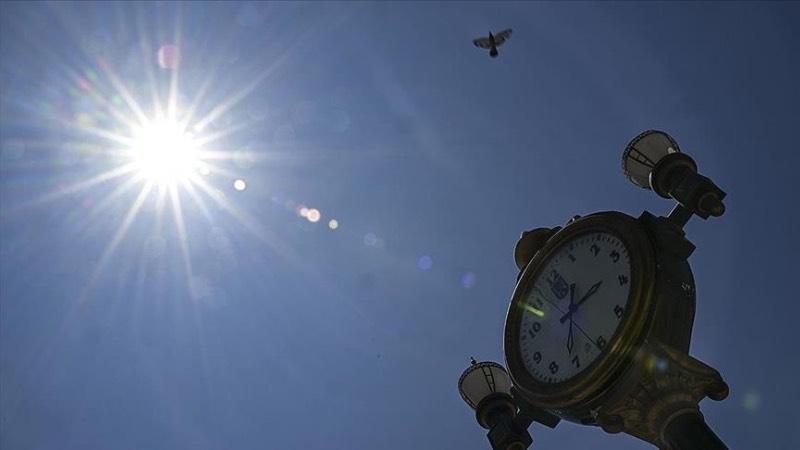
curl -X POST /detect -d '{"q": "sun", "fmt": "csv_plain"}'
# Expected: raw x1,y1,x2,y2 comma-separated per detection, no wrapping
129,117,203,185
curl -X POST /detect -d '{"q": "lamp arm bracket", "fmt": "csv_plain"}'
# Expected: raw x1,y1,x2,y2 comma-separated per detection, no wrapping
510,386,561,429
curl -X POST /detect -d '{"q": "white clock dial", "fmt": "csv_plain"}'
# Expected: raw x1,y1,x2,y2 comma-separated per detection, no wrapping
518,231,632,383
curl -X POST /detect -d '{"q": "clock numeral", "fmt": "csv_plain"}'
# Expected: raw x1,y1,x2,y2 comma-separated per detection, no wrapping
614,304,625,318
528,322,541,339
549,361,559,374
533,351,542,364
568,253,576,262
618,274,629,285
597,336,607,349
572,355,581,368
546,270,569,299
590,244,600,257
609,250,620,263
528,288,545,308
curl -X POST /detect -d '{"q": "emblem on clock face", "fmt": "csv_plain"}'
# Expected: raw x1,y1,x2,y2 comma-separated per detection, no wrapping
518,232,632,384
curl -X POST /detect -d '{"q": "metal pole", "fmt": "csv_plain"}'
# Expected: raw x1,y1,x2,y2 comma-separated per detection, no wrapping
662,412,728,450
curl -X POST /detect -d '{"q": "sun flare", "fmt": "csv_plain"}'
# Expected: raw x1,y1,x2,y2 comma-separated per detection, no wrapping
130,118,202,185
7,15,305,312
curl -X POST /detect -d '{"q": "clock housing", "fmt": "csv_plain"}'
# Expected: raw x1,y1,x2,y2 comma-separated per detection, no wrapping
504,212,657,420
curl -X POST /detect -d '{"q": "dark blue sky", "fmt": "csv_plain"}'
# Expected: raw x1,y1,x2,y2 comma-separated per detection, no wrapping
1,2,798,449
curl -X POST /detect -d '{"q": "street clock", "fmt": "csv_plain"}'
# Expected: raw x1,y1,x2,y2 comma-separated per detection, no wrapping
464,130,732,450
505,211,657,419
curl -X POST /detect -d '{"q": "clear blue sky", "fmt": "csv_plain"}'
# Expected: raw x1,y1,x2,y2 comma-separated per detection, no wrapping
1,2,798,449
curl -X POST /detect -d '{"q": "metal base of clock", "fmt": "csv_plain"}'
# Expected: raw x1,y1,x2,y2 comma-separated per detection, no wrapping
593,341,728,450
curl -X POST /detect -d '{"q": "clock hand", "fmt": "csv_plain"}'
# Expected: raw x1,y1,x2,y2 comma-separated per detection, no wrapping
569,283,576,308
567,320,574,355
576,280,603,308
559,280,603,324
533,284,603,351
567,284,576,355
571,319,603,351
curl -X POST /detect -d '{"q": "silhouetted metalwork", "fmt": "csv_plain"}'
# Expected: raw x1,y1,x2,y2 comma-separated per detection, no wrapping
473,29,513,58
623,130,726,227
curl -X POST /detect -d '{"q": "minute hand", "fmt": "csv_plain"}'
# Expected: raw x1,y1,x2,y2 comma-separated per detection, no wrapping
559,280,603,323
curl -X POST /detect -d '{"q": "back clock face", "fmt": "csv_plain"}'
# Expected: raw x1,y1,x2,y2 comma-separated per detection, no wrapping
518,232,632,383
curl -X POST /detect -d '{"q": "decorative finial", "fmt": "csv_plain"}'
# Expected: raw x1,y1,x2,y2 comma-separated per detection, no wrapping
470,357,478,365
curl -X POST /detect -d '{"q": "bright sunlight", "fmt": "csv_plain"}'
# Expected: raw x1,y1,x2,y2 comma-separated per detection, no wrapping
130,117,202,185
6,16,305,310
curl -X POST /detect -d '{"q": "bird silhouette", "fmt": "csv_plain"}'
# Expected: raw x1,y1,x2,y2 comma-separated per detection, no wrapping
473,28,513,58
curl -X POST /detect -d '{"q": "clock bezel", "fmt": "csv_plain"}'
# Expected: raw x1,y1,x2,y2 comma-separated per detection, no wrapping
504,212,657,412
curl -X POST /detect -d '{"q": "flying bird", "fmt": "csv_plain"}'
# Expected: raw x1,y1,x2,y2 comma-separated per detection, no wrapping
473,28,513,58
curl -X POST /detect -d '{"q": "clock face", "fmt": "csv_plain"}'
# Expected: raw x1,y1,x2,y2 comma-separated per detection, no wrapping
518,231,632,384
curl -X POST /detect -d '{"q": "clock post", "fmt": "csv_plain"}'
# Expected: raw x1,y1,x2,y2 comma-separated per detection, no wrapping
459,130,730,450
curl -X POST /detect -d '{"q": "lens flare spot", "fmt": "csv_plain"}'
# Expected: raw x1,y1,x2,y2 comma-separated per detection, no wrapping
76,77,91,92
418,255,433,271
645,356,669,373
521,304,545,317
328,219,339,230
461,272,477,289
157,44,181,69
364,233,378,247
234,179,246,191
307,208,321,223
742,391,762,412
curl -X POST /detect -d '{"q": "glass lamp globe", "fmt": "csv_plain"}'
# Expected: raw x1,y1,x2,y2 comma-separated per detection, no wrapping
622,130,682,189
458,358,513,410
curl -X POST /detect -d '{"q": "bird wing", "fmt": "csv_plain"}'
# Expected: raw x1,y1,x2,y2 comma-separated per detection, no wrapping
493,28,513,46
473,37,492,49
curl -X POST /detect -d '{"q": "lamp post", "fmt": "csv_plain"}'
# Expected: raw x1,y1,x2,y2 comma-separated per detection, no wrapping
458,358,533,450
460,130,729,450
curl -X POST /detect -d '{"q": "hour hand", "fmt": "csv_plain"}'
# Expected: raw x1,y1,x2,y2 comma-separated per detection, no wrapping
559,280,603,323
569,283,576,308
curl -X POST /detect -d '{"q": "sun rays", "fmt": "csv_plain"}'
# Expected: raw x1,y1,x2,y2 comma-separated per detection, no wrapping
0,3,378,326
67,81,252,306
0,4,304,310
